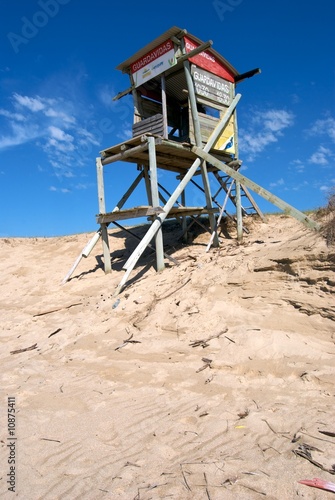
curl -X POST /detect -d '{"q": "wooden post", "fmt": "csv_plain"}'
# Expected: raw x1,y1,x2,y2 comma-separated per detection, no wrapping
235,181,243,242
101,142,148,166
240,184,265,220
183,57,219,246
143,164,152,206
148,136,165,272
96,157,111,273
191,147,320,232
181,184,188,242
161,74,168,139
113,94,241,295
233,108,243,242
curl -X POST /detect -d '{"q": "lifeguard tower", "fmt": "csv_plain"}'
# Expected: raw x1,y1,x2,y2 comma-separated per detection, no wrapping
63,27,319,292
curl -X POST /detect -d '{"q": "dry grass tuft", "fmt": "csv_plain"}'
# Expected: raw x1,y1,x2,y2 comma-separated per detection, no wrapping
316,188,335,246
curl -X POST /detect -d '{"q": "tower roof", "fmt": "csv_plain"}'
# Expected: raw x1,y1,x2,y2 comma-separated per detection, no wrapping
116,26,240,80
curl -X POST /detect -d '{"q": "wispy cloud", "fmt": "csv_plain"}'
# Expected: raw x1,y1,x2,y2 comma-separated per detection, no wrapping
0,92,104,179
49,186,71,194
0,121,40,148
304,115,335,171
308,116,335,142
308,145,333,165
239,108,294,161
98,84,115,108
269,177,285,188
0,108,25,121
13,93,46,112
48,125,74,142
291,159,305,173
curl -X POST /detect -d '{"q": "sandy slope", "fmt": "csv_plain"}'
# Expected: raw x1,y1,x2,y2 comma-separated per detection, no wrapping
1,214,334,499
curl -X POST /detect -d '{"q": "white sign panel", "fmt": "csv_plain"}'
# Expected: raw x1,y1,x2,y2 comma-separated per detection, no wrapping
192,66,233,106
131,39,177,88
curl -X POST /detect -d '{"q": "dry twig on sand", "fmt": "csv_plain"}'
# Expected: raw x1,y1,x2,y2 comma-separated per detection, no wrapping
115,330,141,351
10,343,38,355
190,328,229,348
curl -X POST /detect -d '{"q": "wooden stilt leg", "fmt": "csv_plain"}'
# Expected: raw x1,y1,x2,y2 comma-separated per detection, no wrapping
148,136,165,272
96,157,111,273
235,181,243,242
101,223,111,273
181,187,188,243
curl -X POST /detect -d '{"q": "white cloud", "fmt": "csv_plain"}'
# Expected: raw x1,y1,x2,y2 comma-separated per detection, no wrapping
261,110,294,132
292,180,309,191
116,124,132,141
0,92,106,179
98,85,115,108
48,125,74,143
269,178,285,188
239,108,294,161
49,185,71,193
77,128,100,146
309,116,335,142
0,122,40,149
308,145,332,165
291,159,305,173
13,93,45,112
44,107,76,125
0,108,25,121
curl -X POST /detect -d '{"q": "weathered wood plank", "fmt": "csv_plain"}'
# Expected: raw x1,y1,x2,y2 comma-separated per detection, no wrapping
96,206,164,224
132,114,164,137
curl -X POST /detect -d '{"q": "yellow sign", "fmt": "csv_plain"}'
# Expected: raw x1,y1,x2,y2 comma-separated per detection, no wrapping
216,114,235,154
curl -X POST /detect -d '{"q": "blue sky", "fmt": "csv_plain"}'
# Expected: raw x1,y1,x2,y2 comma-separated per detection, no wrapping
1,0,334,237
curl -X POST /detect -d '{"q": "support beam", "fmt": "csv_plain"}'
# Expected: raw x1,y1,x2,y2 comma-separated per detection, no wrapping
113,86,133,101
180,186,187,242
101,142,149,166
177,40,213,63
192,147,320,231
113,94,241,295
62,231,101,284
233,108,243,242
113,170,144,212
235,181,243,242
148,136,165,272
143,165,152,205
240,184,265,220
161,74,168,139
96,157,106,214
183,58,218,246
101,223,111,273
96,157,111,273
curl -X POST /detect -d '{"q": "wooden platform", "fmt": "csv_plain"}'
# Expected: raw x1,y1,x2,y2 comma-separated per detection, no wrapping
100,134,233,173
96,205,220,224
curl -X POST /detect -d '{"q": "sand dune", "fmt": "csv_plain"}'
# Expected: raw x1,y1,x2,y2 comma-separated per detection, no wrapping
1,214,334,499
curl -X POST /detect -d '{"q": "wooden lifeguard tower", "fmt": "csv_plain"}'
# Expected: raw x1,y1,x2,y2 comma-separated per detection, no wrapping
63,26,319,291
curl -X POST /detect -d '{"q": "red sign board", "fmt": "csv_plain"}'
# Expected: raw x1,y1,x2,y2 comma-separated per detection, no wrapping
184,35,235,83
